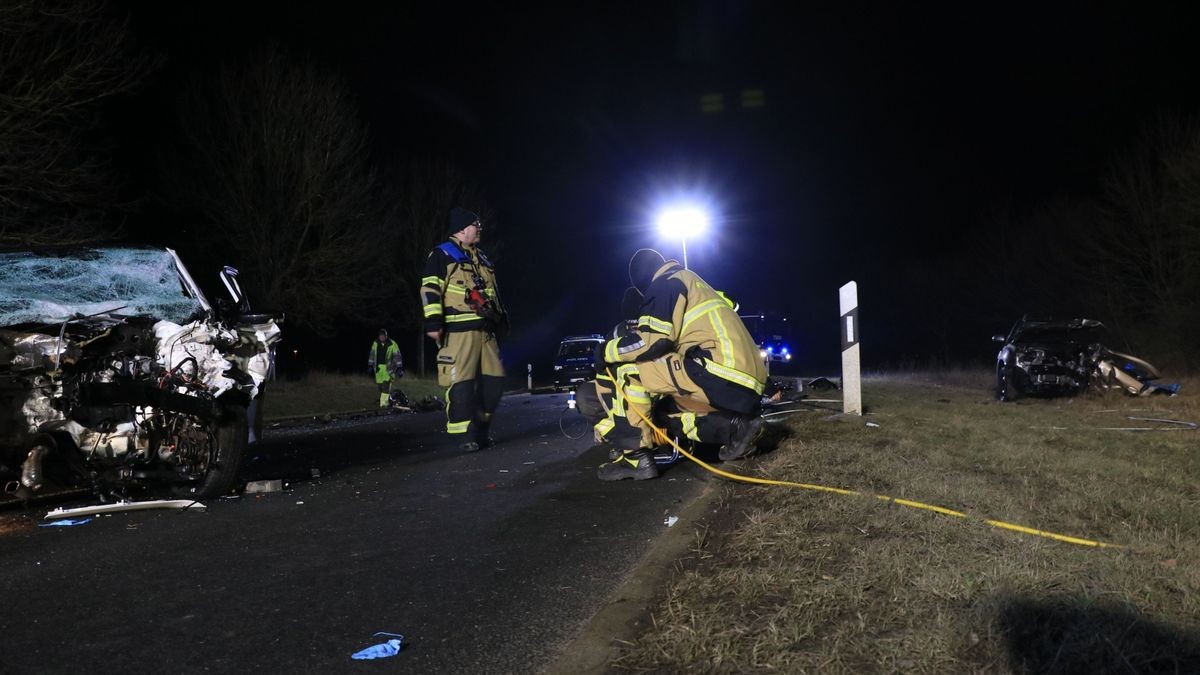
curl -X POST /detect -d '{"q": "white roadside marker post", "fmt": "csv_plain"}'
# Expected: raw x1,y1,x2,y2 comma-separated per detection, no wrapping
527,363,533,392
839,281,862,415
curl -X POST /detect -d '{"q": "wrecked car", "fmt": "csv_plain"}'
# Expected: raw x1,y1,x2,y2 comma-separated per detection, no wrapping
993,317,1177,401
0,246,281,499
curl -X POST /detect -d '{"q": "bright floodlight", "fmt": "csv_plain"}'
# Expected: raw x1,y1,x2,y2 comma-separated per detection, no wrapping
655,205,710,269
655,206,709,239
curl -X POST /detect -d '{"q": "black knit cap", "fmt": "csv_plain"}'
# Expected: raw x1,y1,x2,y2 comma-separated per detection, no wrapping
448,207,480,236
628,248,665,293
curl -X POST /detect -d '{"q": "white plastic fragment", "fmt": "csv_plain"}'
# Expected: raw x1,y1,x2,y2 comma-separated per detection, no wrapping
664,516,679,527
245,479,283,494
45,499,206,520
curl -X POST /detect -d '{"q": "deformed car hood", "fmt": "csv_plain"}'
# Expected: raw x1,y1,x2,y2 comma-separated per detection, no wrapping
1009,318,1105,344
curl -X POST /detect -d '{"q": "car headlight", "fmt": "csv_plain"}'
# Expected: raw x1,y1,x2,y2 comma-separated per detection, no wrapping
785,353,791,361
759,350,767,358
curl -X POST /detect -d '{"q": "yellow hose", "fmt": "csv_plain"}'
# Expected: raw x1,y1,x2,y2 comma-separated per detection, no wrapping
625,405,1122,549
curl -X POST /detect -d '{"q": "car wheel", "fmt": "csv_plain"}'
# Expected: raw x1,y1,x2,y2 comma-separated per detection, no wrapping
164,405,248,499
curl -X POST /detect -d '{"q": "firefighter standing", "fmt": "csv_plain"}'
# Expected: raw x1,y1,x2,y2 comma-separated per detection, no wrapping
420,207,507,451
368,329,403,408
595,248,767,480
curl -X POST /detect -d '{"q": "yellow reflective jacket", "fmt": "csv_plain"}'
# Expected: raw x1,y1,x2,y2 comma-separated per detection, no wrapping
419,238,504,333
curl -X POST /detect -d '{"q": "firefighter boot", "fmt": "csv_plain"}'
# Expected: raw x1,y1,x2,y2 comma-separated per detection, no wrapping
597,448,660,481
719,415,763,461
474,415,494,449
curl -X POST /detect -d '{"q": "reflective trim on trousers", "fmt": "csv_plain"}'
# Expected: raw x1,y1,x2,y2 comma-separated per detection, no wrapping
624,385,652,405
681,412,701,441
594,417,616,437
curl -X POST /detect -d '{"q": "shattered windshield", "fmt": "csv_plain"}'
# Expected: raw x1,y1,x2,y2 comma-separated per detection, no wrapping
0,247,207,326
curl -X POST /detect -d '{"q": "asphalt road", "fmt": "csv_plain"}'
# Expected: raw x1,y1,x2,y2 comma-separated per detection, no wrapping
0,392,710,674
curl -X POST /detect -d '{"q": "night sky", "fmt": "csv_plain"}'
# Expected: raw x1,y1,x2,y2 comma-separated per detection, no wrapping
114,1,1200,373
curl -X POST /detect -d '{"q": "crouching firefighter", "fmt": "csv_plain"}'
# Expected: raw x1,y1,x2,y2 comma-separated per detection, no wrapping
420,207,508,451
595,248,767,480
368,329,403,408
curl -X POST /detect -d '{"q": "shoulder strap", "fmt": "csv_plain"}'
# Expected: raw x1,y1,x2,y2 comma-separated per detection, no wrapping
437,241,471,264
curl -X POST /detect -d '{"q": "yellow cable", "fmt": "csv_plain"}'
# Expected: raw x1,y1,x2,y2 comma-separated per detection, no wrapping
620,399,1121,549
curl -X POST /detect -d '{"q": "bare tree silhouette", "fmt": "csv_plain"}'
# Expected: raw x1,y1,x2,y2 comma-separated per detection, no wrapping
160,45,390,334
0,1,155,245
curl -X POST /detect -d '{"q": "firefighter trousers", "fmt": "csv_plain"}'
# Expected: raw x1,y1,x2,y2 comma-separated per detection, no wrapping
614,352,760,449
437,329,505,435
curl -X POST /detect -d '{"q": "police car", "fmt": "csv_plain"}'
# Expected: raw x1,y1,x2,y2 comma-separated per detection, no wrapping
553,334,605,390
740,313,793,363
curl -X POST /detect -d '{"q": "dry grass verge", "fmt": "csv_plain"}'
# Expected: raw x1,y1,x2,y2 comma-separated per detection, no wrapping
617,373,1200,673
264,371,445,420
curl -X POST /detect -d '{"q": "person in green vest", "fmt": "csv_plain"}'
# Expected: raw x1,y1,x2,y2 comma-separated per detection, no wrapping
368,329,403,408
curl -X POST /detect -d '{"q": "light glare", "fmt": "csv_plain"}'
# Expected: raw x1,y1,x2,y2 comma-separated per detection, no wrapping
655,206,709,239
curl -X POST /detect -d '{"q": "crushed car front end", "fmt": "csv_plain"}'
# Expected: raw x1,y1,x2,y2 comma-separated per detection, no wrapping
994,317,1178,401
0,246,280,499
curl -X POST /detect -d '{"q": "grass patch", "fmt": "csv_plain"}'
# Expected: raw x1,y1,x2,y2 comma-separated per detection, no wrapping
263,371,446,420
617,372,1200,672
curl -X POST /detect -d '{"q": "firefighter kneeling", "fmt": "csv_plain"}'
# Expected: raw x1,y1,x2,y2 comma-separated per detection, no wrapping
595,248,767,481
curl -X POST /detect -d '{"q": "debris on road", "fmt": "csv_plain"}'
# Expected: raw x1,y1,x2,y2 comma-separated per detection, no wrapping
38,518,92,527
664,516,679,527
45,499,206,520
807,377,839,391
351,632,404,660
245,479,283,494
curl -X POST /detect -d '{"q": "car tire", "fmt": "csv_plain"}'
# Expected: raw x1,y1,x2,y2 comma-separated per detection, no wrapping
166,405,248,499
997,364,1021,402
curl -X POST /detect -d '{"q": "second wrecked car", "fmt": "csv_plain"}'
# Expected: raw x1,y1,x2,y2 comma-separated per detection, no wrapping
993,317,1178,401
0,245,281,499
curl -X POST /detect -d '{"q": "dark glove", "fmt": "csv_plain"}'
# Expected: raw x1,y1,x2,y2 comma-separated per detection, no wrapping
494,311,511,339
593,340,609,372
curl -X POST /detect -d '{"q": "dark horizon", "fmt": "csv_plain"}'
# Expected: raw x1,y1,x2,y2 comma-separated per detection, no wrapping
102,1,1200,375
